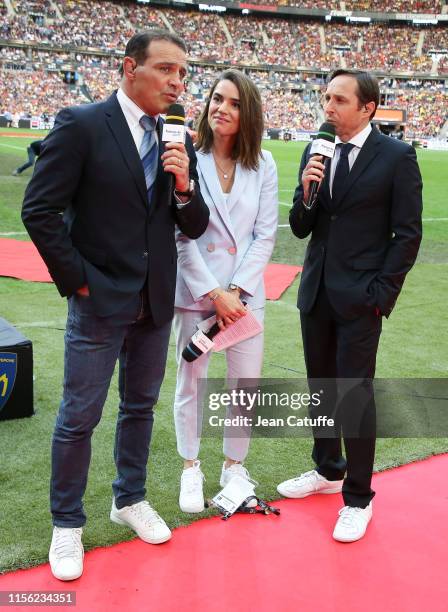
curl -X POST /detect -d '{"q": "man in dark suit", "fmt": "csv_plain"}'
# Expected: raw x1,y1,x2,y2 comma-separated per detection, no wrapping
277,69,422,542
22,30,209,580
12,139,43,175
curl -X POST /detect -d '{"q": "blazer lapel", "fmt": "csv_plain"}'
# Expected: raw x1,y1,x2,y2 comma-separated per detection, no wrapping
197,152,235,240
104,93,148,207
334,129,381,209
226,163,250,216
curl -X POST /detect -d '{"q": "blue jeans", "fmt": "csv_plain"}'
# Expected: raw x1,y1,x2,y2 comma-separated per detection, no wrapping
51,291,172,527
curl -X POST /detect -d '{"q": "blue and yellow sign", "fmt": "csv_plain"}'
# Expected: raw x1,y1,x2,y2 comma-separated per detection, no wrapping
0,352,18,412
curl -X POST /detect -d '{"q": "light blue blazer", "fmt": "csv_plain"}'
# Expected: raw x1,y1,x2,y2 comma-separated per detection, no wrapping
175,149,278,311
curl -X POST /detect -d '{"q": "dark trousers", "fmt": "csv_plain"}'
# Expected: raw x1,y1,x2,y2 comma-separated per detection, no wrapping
300,281,382,508
51,290,172,527
16,146,37,174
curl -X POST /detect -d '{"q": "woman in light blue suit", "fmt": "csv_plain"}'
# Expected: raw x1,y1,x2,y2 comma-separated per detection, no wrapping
173,69,278,512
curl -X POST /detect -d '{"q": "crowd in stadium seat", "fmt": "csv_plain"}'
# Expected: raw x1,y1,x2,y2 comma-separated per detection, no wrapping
382,80,447,138
0,0,447,138
249,1,337,8
0,69,84,118
336,0,443,11
438,57,448,73
1,3,446,76
336,23,434,73
164,8,230,62
220,0,444,13
123,2,166,31
14,0,56,19
2,46,445,139
422,27,448,52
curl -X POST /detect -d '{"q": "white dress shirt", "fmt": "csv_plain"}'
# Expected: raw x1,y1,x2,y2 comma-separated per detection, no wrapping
116,88,189,206
116,87,159,153
329,123,372,196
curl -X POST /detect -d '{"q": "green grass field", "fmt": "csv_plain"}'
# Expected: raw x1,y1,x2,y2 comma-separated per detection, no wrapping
0,132,447,573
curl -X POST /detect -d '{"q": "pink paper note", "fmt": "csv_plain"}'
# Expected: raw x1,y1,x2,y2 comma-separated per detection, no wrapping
197,307,263,352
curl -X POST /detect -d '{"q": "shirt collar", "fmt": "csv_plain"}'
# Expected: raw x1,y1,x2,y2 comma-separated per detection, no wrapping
117,88,159,127
335,123,372,149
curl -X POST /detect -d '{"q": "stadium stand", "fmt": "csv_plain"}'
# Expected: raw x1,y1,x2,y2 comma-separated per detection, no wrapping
0,0,447,139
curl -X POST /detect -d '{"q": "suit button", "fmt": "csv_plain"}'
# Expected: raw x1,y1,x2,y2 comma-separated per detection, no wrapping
228,247,236,255
143,251,148,258
330,214,338,221
207,243,215,252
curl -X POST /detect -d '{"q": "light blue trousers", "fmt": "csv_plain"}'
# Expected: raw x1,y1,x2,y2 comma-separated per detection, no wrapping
173,307,264,462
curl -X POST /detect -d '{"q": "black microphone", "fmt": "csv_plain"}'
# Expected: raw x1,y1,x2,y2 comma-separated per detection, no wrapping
182,300,248,362
182,321,221,362
306,122,336,210
162,103,186,197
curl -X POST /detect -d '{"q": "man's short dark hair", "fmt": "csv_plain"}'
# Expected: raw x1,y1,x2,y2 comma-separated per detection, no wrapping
329,69,380,120
119,29,187,77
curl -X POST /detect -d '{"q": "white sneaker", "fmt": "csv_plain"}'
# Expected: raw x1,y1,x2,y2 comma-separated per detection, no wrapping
220,462,258,508
277,469,343,499
49,527,84,581
110,499,171,544
179,460,205,513
333,502,373,542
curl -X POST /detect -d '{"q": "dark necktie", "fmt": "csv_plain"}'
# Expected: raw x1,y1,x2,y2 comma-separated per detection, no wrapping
139,115,158,203
331,142,355,205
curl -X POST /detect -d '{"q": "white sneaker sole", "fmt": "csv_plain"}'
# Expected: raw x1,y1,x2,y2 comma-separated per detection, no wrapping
179,500,205,513
333,531,367,543
333,522,370,543
49,555,84,581
277,484,343,499
110,513,172,544
50,566,83,581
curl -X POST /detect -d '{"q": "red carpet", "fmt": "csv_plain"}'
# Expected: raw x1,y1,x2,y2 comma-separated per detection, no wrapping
264,262,302,299
0,454,446,612
0,238,301,298
0,238,52,283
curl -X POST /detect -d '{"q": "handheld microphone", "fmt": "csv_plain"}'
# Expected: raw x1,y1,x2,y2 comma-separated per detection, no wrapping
182,321,221,362
182,300,248,362
162,104,186,197
306,122,336,210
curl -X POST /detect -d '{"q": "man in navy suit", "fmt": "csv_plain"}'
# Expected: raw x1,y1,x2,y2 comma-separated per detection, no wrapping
277,69,422,542
22,30,209,580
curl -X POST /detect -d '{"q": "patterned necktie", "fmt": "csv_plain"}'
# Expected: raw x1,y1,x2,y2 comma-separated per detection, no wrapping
331,142,355,205
139,115,158,203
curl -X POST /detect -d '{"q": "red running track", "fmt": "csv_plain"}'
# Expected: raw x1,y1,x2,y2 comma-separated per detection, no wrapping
1,454,447,612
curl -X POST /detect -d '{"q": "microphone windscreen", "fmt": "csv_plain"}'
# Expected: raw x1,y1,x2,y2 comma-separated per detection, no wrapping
165,104,185,126
182,344,203,362
316,122,336,143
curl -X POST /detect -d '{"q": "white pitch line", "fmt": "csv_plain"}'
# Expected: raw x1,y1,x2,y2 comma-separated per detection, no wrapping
0,231,28,236
0,142,27,151
13,320,66,328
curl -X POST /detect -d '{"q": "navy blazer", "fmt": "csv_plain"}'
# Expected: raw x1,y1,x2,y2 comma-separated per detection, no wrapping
22,93,209,326
289,128,423,319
